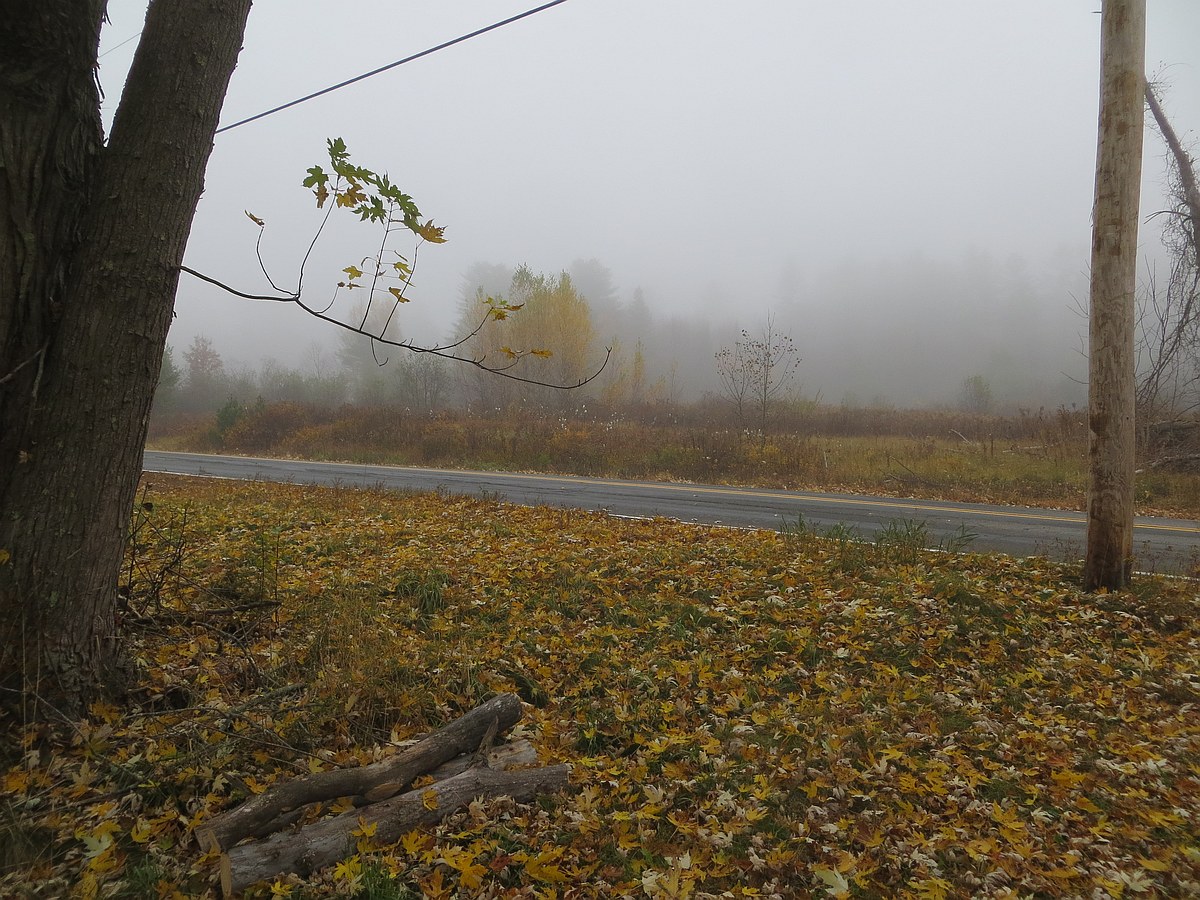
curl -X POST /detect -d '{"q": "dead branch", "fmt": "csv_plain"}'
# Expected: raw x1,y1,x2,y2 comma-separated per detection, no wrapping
1145,82,1200,271
241,739,538,843
222,763,571,895
196,692,522,852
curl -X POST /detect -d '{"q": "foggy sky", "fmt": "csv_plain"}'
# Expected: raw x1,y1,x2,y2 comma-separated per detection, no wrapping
98,1,1200,409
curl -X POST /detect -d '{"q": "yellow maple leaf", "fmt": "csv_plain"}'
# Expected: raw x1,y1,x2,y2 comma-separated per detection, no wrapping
420,866,451,900
525,848,570,883
421,789,439,811
1136,855,1173,872
129,818,154,844
440,847,487,890
813,866,850,898
964,838,995,862
1143,808,1185,827
415,219,447,243
910,876,952,900
332,856,362,883
79,830,113,861
400,828,431,856
351,817,377,838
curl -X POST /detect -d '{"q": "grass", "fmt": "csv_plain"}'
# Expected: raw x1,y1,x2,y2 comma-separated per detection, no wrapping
3,474,1198,897
150,403,1200,518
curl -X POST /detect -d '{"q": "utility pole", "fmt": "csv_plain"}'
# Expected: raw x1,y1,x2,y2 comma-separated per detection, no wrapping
1084,0,1145,590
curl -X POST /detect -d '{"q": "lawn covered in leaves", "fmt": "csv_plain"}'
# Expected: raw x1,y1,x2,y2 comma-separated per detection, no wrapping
3,474,1199,898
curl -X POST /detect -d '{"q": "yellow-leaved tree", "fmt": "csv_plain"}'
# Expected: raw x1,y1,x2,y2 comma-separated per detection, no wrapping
458,266,597,411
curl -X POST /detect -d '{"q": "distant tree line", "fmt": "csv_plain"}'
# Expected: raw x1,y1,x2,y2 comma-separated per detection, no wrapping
155,259,727,422
154,253,1098,436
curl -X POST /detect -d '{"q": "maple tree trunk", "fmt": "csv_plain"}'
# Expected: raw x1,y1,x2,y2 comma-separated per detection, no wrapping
0,1,253,712
223,763,571,895
1084,0,1145,591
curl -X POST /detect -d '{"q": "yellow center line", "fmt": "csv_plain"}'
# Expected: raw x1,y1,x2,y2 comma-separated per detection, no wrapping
385,464,1200,535
153,453,1200,537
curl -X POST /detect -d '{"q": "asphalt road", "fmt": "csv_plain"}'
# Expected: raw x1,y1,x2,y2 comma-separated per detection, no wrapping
142,451,1200,574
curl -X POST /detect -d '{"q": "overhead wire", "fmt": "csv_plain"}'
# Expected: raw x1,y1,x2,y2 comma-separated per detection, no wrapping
215,0,574,135
99,30,142,58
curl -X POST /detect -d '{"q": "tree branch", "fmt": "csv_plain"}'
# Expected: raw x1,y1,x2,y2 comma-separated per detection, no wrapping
1145,81,1200,271
177,265,612,390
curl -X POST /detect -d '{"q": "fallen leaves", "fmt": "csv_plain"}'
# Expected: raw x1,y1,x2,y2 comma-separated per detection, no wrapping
2,474,1198,897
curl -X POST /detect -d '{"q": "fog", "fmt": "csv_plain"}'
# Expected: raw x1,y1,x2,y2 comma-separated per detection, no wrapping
99,1,1199,410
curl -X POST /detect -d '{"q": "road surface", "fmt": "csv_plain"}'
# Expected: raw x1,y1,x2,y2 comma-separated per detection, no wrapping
143,451,1200,574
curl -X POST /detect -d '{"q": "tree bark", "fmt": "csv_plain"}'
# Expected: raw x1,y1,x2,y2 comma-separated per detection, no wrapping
196,692,524,852
222,763,572,896
1084,0,1145,591
0,1,253,711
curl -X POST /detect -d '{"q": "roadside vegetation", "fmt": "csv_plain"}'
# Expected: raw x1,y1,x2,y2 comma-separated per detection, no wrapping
150,401,1200,519
4,475,1198,897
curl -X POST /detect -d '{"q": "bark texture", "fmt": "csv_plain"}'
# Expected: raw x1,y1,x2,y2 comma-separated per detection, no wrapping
1084,0,1145,591
0,0,253,710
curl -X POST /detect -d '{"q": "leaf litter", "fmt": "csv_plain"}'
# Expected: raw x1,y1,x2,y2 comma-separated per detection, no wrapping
2,474,1198,898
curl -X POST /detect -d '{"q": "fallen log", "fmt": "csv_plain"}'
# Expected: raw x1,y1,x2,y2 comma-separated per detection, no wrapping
239,739,539,843
424,737,537,783
222,763,571,895
197,692,523,852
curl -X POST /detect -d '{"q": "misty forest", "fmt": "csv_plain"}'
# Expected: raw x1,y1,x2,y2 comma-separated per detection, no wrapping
152,220,1198,515
3,2,1200,898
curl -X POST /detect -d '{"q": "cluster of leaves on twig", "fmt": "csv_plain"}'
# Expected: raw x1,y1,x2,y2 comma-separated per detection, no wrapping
3,475,1199,897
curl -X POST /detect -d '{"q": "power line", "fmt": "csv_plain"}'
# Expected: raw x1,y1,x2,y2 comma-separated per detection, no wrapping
215,0,574,135
99,30,142,58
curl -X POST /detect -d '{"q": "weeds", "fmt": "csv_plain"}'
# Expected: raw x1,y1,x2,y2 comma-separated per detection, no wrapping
776,511,811,542
875,518,932,563
122,489,192,619
782,513,977,570
938,523,978,553
393,568,451,622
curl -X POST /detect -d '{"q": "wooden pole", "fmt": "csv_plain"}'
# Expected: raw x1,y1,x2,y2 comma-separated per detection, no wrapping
1084,0,1145,591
